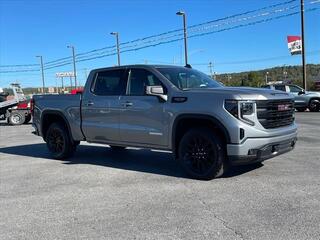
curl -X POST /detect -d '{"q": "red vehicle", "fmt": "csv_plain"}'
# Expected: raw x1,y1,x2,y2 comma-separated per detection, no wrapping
0,84,32,125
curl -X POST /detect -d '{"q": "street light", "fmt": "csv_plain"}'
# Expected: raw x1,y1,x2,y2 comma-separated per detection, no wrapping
176,10,188,66
67,45,77,89
36,55,45,93
110,32,121,66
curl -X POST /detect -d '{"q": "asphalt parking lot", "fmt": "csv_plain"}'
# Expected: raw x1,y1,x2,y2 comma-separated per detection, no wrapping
0,113,319,240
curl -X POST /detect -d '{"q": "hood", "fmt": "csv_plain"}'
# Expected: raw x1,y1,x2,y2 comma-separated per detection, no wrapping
305,90,320,97
186,86,292,100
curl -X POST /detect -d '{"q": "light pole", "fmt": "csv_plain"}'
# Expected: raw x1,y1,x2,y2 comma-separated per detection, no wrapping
265,72,269,84
176,11,188,66
36,55,45,93
300,0,307,90
110,32,121,66
209,62,213,79
67,45,77,89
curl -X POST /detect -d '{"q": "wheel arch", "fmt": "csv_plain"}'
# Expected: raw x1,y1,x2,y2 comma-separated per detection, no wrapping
171,114,231,159
309,97,320,104
41,110,74,142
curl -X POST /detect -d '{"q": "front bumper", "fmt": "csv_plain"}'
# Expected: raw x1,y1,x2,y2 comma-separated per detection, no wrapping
227,131,297,166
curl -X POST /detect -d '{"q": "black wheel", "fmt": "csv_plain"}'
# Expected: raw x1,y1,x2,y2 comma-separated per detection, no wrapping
296,107,306,112
109,145,126,151
309,100,320,112
178,128,226,180
8,112,25,125
46,122,76,159
24,115,31,124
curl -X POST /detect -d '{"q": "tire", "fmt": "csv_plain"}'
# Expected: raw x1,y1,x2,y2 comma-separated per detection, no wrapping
24,115,31,124
46,122,76,159
178,128,226,180
296,107,306,112
109,145,126,151
8,111,25,125
309,99,320,112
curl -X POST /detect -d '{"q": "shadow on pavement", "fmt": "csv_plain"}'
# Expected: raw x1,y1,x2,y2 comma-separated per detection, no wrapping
0,143,262,179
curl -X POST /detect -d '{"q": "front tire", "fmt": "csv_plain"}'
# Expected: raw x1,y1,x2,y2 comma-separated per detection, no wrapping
309,99,320,112
178,128,226,180
46,122,76,159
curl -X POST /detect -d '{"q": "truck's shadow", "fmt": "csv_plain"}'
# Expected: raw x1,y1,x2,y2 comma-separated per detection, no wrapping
0,143,262,179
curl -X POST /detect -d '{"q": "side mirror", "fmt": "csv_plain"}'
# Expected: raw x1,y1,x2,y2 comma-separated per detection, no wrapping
298,90,305,95
146,85,167,101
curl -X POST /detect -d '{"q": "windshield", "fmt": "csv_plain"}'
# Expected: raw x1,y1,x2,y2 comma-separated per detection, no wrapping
156,67,223,90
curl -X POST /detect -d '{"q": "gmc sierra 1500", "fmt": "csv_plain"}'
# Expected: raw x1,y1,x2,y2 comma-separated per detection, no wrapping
32,65,297,180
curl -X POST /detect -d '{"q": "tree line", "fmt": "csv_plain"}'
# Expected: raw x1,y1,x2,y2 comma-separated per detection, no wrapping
216,64,320,90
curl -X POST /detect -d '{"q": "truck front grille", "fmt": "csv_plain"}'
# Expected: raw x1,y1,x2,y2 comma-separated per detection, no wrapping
256,99,295,129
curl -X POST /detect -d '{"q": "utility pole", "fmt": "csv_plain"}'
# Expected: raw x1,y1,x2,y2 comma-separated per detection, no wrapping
110,32,121,66
69,76,73,89
301,0,307,90
84,68,88,80
67,45,77,89
36,55,45,93
209,62,213,79
176,11,188,66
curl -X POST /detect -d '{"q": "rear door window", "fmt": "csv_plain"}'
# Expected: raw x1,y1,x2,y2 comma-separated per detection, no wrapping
92,69,126,96
274,85,286,92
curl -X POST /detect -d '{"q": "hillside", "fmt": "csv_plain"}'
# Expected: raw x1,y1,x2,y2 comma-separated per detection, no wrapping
215,64,320,90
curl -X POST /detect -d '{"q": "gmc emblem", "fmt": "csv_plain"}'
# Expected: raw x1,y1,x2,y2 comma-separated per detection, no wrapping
278,104,290,111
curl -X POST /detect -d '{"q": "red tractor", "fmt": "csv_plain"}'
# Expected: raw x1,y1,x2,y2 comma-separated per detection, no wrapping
0,84,32,125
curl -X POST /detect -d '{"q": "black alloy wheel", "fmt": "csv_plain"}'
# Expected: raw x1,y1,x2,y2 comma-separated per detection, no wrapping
46,122,75,159
179,128,226,180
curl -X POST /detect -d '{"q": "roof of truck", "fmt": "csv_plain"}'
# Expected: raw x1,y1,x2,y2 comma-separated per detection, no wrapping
91,64,190,72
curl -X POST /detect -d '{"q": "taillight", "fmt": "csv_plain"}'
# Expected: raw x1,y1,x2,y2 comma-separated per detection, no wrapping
30,98,34,115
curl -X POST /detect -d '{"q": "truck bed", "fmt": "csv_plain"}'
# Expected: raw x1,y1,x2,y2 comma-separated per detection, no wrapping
0,99,18,109
33,94,84,140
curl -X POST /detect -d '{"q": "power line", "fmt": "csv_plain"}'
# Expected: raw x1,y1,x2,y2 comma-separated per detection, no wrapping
43,5,308,67
1,0,301,69
1,0,319,73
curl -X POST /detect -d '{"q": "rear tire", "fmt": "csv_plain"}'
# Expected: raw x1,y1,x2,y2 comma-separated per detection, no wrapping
8,111,25,125
178,128,226,180
24,115,31,124
46,122,76,159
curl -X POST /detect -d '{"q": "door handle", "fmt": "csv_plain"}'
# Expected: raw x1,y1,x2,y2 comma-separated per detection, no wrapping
122,101,133,107
86,101,94,106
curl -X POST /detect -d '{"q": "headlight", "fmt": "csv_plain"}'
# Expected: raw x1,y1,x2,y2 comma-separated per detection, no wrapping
225,100,255,126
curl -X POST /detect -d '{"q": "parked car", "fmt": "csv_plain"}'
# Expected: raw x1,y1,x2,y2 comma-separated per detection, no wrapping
0,84,32,125
261,84,320,112
32,65,297,180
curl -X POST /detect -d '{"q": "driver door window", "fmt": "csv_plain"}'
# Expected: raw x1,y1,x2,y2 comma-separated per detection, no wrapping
126,69,163,95
288,85,302,93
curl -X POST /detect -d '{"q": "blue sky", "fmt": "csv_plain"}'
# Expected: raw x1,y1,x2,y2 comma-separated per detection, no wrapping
0,0,319,88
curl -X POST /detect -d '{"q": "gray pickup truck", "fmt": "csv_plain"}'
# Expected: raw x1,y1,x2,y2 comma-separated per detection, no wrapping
262,84,320,112
32,65,297,180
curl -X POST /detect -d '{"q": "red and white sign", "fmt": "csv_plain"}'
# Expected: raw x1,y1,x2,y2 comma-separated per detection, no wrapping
287,36,302,55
